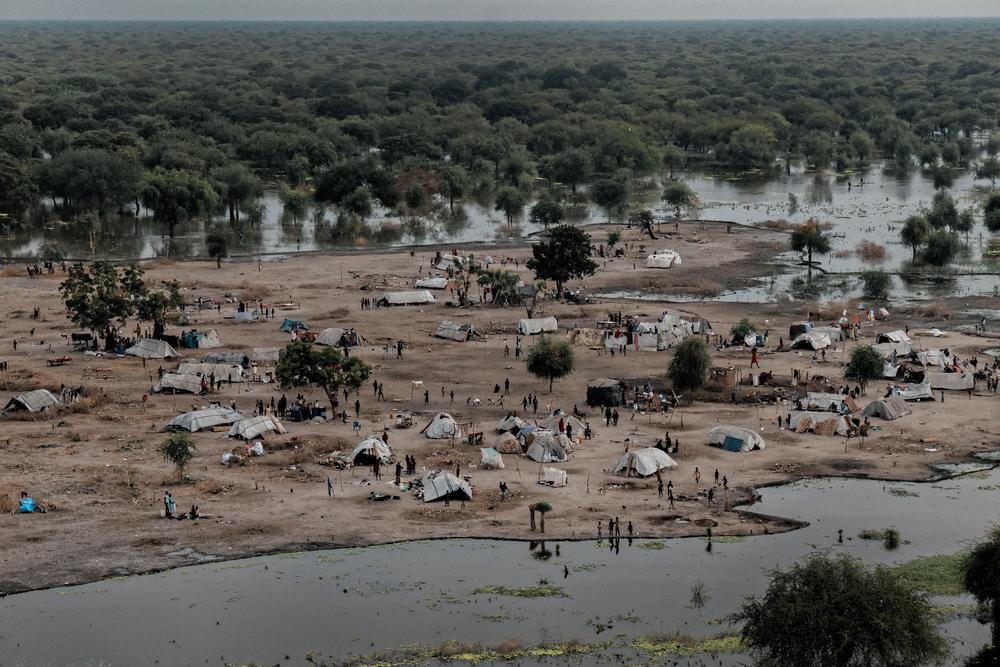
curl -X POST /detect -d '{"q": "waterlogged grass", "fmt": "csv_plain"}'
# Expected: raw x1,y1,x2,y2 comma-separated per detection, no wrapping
889,488,920,497
635,540,667,550
703,535,746,543
632,633,743,657
893,552,967,595
471,584,569,598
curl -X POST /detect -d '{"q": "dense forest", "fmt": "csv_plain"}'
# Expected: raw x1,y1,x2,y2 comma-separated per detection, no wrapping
2,19,1000,239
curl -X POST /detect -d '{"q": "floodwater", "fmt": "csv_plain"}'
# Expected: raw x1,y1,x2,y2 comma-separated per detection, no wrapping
1,460,997,666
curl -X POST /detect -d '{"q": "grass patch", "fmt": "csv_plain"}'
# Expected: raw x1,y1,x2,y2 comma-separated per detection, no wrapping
702,535,745,543
635,540,667,550
471,584,569,599
889,488,919,497
893,552,967,596
633,633,743,657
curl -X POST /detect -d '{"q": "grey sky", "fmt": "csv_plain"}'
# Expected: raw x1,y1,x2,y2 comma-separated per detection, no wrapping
3,0,1000,21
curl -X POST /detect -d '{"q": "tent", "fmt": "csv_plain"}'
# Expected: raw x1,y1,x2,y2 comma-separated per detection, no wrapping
541,467,568,487
176,362,245,382
434,321,480,342
166,407,244,432
614,448,678,477
863,396,912,420
251,348,282,364
352,436,393,465
421,412,463,439
877,330,911,344
917,349,949,369
788,411,850,436
415,276,449,290
434,254,466,271
480,447,505,469
525,431,571,463
378,290,436,306
587,378,626,407
537,412,586,436
645,249,682,268
883,362,902,379
896,381,935,401
279,319,307,333
517,317,558,335
421,470,472,503
496,414,525,433
154,373,204,394
228,415,285,439
4,389,58,413
494,432,523,454
125,338,181,359
803,392,859,413
203,351,245,365
707,426,766,452
788,321,812,339
790,331,832,351
875,342,912,358
233,311,259,323
180,329,221,349
926,371,974,391
316,328,365,347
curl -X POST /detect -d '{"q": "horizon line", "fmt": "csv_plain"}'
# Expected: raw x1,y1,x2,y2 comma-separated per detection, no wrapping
2,16,1000,24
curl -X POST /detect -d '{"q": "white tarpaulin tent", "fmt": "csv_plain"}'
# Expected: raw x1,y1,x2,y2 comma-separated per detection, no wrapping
421,412,463,439
517,317,558,335
203,352,244,365
614,448,677,477
422,470,472,502
378,290,435,306
228,415,285,439
415,276,449,289
645,249,682,268
495,432,523,453
917,349,949,369
252,348,282,364
126,338,181,359
166,407,244,432
194,329,221,349
434,254,466,271
877,330,911,344
788,412,850,436
707,425,766,452
154,373,204,394
352,436,393,464
497,414,525,432
480,447,505,469
926,371,974,391
542,467,568,487
525,431,571,462
536,412,585,436
790,331,832,350
863,397,912,420
434,321,478,342
895,381,935,401
803,393,857,412
177,362,245,382
4,389,58,413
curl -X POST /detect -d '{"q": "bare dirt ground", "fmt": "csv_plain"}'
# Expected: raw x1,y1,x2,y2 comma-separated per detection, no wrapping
1,221,998,593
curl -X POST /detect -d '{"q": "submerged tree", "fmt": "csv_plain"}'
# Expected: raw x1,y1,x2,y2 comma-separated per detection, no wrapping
141,167,220,237
861,270,891,299
900,215,931,260
790,219,832,275
963,525,1000,651
661,180,700,220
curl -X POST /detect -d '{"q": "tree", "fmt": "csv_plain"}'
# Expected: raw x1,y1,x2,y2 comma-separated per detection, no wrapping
667,337,711,402
845,345,884,392
590,177,628,222
275,340,371,412
984,194,1000,233
528,196,564,228
545,148,592,193
661,180,700,220
726,123,778,168
926,191,958,230
40,148,140,218
922,229,960,266
133,275,183,339
526,336,575,392
861,270,891,300
526,224,598,298
849,131,875,164
60,261,146,348
0,151,37,223
476,268,520,306
733,553,947,667
963,525,1000,650
662,145,686,178
730,318,756,341
494,186,526,226
341,187,373,217
606,229,621,250
790,219,832,275
438,166,467,212
211,164,261,223
628,209,657,238
141,168,220,237
206,233,228,268
160,433,197,481
955,208,976,242
975,158,1000,189
901,215,931,260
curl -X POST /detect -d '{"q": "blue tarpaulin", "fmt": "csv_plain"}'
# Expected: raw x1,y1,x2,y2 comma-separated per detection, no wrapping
18,497,35,513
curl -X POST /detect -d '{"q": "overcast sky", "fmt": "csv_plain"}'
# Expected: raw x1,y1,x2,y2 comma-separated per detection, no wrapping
3,0,1000,22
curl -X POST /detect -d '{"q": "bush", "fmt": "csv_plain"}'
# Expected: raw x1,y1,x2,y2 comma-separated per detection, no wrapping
921,229,960,266
845,345,883,390
861,270,891,299
730,318,756,340
668,337,712,399
855,241,886,261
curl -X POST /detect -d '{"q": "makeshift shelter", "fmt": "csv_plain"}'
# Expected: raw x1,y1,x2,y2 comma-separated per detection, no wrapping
926,371,974,391
316,328,365,347
180,329,221,349
480,447,505,469
154,373,204,394
586,378,626,407
496,414,525,433
434,321,479,342
3,389,58,413
645,249,682,268
251,348,282,365
352,436,393,465
525,431,571,463
614,448,678,477
788,321,812,339
176,362,245,383
877,330,911,344
875,342,912,358
790,331,832,351
421,470,472,503
541,467,568,487
202,351,245,365
883,362,902,379
876,307,890,320
377,290,435,306
896,381,935,401
434,254,466,271
803,392,859,413
917,349,949,369
279,319,308,333
788,412,850,436
707,426,766,452
537,412,586,437
421,412,463,439
415,276,449,290
517,317,558,335
233,311,259,323
228,415,285,440
863,397,912,420
494,432,523,454
166,407,243,433
125,338,180,359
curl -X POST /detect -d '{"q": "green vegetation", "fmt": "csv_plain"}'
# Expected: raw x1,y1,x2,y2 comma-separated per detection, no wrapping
730,318,756,340
858,528,902,549
159,433,197,480
526,337,575,393
667,336,712,401
861,270,891,300
635,540,667,550
845,345,884,391
790,219,832,274
527,224,598,297
894,552,967,596
963,525,1000,649
275,340,371,412
471,584,568,599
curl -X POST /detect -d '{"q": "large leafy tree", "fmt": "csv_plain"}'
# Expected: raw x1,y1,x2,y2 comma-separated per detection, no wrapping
526,224,598,298
211,163,261,223
141,168,220,236
544,148,593,193
438,165,468,212
494,186,527,226
275,340,371,413
661,180,700,220
206,232,228,268
983,194,1000,233
590,177,628,222
790,219,832,274
667,337,711,402
900,215,931,260
922,229,960,266
974,157,1000,189
40,148,141,218
734,553,947,667
926,191,958,230
0,151,37,224
845,345,884,392
528,196,565,228
526,336,575,392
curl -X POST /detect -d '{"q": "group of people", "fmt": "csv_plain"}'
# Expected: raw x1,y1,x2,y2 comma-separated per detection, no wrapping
162,491,199,520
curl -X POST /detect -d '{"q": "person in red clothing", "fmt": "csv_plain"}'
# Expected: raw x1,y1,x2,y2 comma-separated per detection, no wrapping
750,346,760,368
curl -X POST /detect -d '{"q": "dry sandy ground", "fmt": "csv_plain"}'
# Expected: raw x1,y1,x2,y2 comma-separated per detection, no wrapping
1,222,998,593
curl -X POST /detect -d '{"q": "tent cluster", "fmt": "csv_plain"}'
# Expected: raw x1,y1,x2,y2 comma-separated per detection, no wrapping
602,311,712,352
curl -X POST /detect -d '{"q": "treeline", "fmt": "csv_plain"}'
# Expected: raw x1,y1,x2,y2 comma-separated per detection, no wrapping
2,20,1000,234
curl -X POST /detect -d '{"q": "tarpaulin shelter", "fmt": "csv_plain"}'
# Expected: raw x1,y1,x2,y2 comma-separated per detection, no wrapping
202,352,245,365
541,467,568,487
377,291,436,306
180,329,221,349
926,371,974,391
251,348,282,365
4,389,58,413
788,411,850,436
228,415,285,439
126,338,180,359
421,470,472,502
434,321,479,342
154,373,204,394
877,330,911,344
896,381,935,401
788,321,812,339
352,436,393,465
166,407,244,432
525,431,572,462
316,328,365,347
707,426,766,452
586,378,626,407
537,412,585,436
496,414,525,433
177,362,245,383
645,249,682,268
279,319,307,333
517,317,558,335
421,412,463,439
614,448,677,477
803,393,859,413
233,311,258,323
415,276,449,289
494,432,523,454
862,397,912,420
790,331,832,351
480,447,504,469
434,254,467,271
917,349,949,369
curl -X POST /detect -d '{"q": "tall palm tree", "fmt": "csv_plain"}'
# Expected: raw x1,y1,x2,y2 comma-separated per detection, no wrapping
963,525,1000,649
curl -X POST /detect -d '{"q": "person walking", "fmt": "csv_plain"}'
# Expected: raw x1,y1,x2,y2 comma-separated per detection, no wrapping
750,346,759,369
354,399,361,418
693,467,701,484
424,389,429,405
714,469,719,485
667,488,675,509
707,487,715,506
658,479,664,498
395,462,402,485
